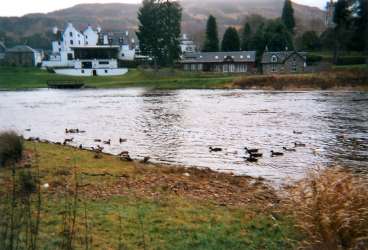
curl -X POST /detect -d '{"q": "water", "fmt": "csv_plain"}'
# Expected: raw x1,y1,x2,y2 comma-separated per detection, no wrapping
0,88,367,183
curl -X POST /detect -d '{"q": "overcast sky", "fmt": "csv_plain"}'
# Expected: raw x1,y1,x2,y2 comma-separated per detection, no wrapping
1,0,327,17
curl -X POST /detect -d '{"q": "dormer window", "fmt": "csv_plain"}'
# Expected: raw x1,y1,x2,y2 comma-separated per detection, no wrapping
240,55,244,59
69,32,73,37
271,55,277,63
247,55,251,59
215,56,219,59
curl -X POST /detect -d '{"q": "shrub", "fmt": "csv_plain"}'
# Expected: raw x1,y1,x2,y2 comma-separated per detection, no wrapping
17,170,37,195
306,54,323,65
285,167,368,249
0,131,24,167
336,56,366,66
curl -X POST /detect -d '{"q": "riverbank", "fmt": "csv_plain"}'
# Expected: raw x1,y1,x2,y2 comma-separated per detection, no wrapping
1,66,367,91
231,67,368,91
0,141,298,249
1,141,367,249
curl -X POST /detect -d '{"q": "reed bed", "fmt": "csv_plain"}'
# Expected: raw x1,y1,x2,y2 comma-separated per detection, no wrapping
284,167,368,250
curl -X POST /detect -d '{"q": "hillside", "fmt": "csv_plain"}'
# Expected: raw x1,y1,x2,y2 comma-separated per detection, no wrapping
0,0,326,49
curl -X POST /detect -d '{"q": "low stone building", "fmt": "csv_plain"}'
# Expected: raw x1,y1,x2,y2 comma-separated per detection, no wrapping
5,45,43,67
180,51,257,73
261,51,306,75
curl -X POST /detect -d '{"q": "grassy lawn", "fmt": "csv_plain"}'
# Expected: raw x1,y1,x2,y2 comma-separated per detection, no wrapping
0,67,236,90
0,142,300,249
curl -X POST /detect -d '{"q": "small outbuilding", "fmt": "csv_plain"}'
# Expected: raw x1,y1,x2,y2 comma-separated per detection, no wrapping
5,45,42,67
261,51,306,75
180,51,257,73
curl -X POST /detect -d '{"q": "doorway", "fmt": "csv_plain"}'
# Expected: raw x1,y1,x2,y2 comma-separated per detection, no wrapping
93,70,97,76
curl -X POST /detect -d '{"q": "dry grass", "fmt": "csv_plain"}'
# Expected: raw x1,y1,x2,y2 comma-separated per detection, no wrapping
232,68,368,90
0,131,24,167
284,167,368,250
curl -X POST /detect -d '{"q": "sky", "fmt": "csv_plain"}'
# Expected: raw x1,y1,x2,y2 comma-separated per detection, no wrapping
0,0,327,17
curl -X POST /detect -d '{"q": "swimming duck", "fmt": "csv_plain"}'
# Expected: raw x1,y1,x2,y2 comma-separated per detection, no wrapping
271,150,284,157
249,152,263,158
119,138,127,143
94,139,102,142
293,131,303,135
283,147,296,152
244,147,259,154
294,142,306,147
103,139,111,145
245,156,258,162
209,146,222,152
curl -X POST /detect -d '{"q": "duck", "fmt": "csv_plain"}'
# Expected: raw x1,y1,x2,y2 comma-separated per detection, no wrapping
294,142,306,147
283,147,296,152
79,144,83,149
271,150,284,157
209,146,222,152
94,139,102,142
244,147,259,154
141,156,150,163
63,138,74,144
245,156,258,162
103,139,111,145
249,152,263,158
293,130,303,135
119,138,127,143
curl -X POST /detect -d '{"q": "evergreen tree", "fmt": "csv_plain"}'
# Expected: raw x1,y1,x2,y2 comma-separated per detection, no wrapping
281,0,295,33
203,15,219,52
221,27,240,51
136,0,182,68
241,23,252,50
264,20,294,51
297,31,321,51
160,0,182,66
355,0,368,61
333,0,352,63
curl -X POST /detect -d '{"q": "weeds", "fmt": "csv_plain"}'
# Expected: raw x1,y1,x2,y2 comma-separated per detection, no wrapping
0,131,23,167
285,167,368,249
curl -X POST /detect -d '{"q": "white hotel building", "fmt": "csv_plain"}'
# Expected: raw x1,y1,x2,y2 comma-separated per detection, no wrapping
42,23,136,76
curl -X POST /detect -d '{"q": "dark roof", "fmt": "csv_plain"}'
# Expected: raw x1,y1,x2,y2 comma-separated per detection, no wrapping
181,51,256,63
6,45,37,53
261,51,306,64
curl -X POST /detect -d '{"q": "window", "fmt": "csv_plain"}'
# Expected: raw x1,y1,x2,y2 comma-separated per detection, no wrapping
105,70,108,73
67,53,73,60
81,70,85,74
271,55,277,63
78,41,81,45
59,48,61,52
86,41,88,45
86,35,88,39
70,40,74,45
99,61,109,65
292,62,297,72
69,32,73,37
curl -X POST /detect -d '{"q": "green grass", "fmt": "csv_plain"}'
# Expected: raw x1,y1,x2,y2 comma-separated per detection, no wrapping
0,142,301,249
0,67,236,90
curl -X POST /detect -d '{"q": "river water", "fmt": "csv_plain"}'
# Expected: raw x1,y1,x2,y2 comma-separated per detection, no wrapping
0,88,367,183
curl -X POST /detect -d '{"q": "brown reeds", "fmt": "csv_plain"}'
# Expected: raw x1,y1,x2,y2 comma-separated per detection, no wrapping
284,167,368,250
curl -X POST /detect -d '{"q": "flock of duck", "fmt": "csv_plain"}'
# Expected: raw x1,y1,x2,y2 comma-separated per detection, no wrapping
28,128,308,164
209,130,307,163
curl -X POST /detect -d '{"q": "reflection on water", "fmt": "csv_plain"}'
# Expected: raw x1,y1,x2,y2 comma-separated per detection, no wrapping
0,88,367,183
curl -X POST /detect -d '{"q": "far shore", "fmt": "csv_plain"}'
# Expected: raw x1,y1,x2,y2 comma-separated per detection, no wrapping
0,65,367,91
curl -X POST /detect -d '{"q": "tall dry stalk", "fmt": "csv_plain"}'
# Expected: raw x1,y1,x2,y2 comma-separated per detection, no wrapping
285,167,368,250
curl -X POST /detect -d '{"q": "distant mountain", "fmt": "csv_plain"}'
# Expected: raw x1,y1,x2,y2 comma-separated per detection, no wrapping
0,0,326,49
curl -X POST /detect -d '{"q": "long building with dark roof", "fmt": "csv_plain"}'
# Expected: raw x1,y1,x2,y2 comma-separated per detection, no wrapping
180,51,257,73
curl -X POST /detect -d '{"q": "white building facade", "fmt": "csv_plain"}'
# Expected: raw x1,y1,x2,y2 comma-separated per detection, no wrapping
42,23,135,76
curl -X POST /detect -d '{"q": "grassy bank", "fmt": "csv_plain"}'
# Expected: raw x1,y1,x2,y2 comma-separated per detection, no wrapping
1,66,367,91
0,141,299,249
232,67,368,90
1,141,367,249
0,67,235,90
